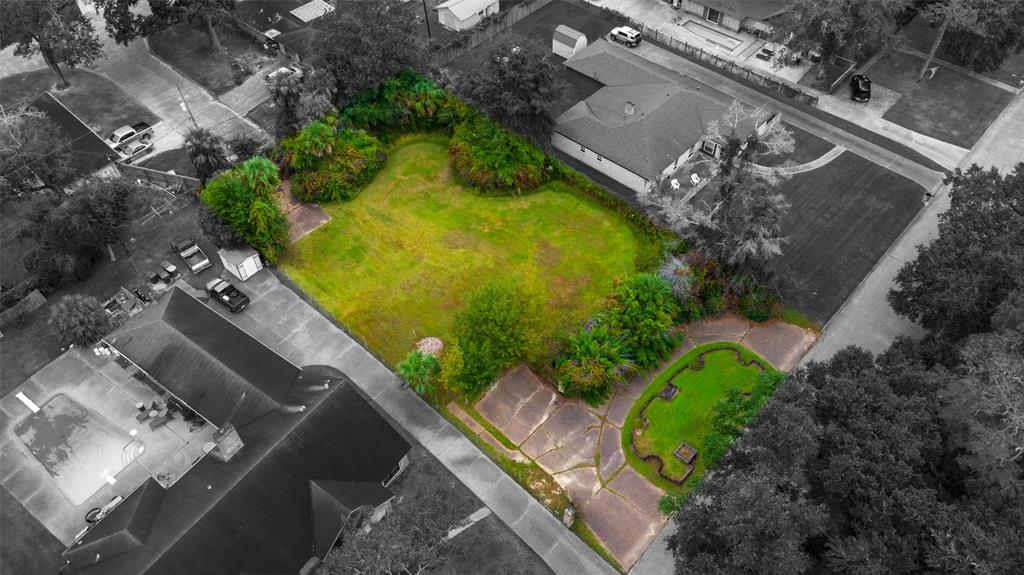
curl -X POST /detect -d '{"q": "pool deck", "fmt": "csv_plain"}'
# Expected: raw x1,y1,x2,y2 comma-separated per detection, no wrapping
0,350,215,545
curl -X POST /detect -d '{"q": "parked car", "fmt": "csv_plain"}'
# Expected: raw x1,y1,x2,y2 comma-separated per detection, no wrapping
116,139,153,164
169,237,212,274
107,122,153,147
610,26,641,48
850,74,871,103
265,65,303,86
205,278,250,313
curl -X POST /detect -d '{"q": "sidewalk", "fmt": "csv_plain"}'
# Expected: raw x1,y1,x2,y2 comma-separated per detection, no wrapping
802,88,1024,363
628,41,945,190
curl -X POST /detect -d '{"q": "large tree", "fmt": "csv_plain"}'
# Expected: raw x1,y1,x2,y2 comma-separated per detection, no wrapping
95,0,234,51
772,0,909,79
184,127,228,187
0,0,103,88
0,107,74,201
308,0,426,108
889,163,1024,341
456,36,562,144
915,0,1021,80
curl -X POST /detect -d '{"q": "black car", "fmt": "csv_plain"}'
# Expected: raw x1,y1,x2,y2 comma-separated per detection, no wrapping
850,74,871,102
205,278,250,313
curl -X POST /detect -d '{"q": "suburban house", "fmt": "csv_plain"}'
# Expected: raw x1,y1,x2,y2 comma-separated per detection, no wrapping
234,0,336,60
435,0,499,31
28,93,119,189
61,286,411,574
552,40,778,193
675,0,792,35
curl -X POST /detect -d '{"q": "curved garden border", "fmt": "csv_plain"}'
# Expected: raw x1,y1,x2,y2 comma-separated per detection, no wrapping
628,344,767,485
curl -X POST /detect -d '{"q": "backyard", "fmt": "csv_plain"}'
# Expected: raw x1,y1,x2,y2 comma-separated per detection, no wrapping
280,134,656,366
148,23,272,95
901,14,1024,89
624,342,770,491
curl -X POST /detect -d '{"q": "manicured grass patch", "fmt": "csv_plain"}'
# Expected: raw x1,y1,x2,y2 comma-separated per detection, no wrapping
901,15,1024,88
869,51,1014,148
755,122,835,168
770,151,925,325
0,69,158,137
281,134,654,365
138,147,198,178
149,23,270,95
624,343,770,491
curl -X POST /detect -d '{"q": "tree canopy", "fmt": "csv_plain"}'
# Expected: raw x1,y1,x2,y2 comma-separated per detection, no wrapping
1,0,103,87
95,0,234,50
0,107,75,201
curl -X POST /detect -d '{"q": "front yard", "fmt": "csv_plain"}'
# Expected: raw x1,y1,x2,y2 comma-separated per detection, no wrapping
148,23,272,95
281,134,657,366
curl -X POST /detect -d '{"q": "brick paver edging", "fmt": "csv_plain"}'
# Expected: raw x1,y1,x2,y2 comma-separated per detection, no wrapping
628,345,767,485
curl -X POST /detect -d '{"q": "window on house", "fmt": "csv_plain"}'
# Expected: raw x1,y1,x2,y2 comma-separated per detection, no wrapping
701,140,719,156
580,145,586,153
596,155,603,162
706,8,722,25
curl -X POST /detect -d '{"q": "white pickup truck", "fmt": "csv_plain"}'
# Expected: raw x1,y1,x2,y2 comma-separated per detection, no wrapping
170,237,212,274
107,122,154,147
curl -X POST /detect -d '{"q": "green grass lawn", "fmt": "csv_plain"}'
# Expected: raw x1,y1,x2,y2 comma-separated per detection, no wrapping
148,23,270,95
901,14,1024,89
280,134,653,365
0,69,158,138
869,51,1015,148
624,343,769,490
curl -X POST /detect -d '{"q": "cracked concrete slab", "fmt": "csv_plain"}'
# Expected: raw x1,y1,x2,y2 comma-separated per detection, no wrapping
605,393,633,428
536,427,599,474
608,467,665,517
521,428,558,459
537,404,601,448
598,425,625,482
582,489,663,570
742,321,817,372
554,466,602,507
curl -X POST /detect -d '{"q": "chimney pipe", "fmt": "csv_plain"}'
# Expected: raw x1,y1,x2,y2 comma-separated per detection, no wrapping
624,101,635,116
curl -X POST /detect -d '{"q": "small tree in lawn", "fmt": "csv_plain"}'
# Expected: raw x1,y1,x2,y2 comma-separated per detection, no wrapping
49,295,110,348
0,107,74,202
2,0,103,88
555,324,634,406
605,274,679,370
397,350,440,398
915,0,1021,80
185,127,229,187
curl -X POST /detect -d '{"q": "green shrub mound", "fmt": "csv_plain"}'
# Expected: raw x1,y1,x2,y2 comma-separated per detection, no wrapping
605,274,681,371
453,281,534,399
202,157,289,262
341,70,469,134
448,115,547,196
283,119,387,202
555,325,634,406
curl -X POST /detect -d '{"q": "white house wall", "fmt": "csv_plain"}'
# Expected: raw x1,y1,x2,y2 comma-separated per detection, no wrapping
552,132,649,193
438,3,498,31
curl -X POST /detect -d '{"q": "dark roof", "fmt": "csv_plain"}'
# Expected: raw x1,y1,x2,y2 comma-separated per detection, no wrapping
63,478,165,567
233,0,331,59
556,40,753,178
28,93,119,186
69,377,410,574
697,0,792,21
105,287,304,428
310,480,394,557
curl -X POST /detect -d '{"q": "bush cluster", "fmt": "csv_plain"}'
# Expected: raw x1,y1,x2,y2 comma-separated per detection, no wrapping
701,370,785,469
448,115,547,196
340,70,469,135
282,118,387,202
554,324,633,406
658,253,778,323
201,157,289,262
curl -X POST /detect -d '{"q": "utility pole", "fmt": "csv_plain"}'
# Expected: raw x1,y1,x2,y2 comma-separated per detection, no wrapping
176,85,198,130
422,0,433,40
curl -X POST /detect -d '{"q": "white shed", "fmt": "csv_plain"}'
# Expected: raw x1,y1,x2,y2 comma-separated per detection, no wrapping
435,0,499,31
552,25,587,59
218,247,263,282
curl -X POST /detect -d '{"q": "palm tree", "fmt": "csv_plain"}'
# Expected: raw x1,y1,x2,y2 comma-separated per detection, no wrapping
236,156,280,200
397,351,440,397
184,127,228,187
49,294,110,348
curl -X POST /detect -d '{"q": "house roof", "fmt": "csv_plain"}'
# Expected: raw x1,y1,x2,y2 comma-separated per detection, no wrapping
28,93,119,186
696,0,792,21
554,24,585,46
67,373,411,574
310,480,395,557
105,286,304,428
556,40,752,178
435,0,497,21
63,478,166,567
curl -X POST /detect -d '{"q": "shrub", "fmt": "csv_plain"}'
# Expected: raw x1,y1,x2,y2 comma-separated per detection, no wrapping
49,295,110,348
438,338,464,393
448,114,546,196
397,350,440,397
453,281,534,398
341,70,467,134
605,274,680,370
202,157,289,262
283,121,387,202
738,284,775,322
555,324,634,406
702,370,785,468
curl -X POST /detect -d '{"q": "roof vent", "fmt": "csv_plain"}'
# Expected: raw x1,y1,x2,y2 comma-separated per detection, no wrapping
624,101,635,116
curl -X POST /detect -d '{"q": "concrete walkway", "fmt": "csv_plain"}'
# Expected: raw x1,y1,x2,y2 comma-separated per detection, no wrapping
219,73,271,117
803,87,1024,363
749,145,845,176
627,41,946,190
897,45,1019,94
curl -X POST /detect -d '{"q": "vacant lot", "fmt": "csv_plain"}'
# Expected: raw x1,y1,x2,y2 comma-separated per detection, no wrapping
0,69,158,138
770,151,924,325
869,51,1015,148
625,342,769,491
281,134,652,365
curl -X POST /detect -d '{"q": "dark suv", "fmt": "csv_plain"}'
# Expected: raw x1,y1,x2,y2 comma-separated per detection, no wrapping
850,74,871,102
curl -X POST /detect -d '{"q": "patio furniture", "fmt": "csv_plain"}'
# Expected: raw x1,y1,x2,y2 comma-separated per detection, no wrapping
135,410,153,423
756,47,774,61
160,260,177,275
157,268,172,283
149,272,161,285
149,414,172,430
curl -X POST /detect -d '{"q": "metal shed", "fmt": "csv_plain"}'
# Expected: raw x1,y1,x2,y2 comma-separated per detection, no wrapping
218,247,263,282
552,25,587,59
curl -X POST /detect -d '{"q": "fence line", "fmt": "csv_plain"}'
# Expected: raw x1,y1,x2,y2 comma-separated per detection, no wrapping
0,289,46,330
430,0,554,67
632,23,820,108
117,162,200,193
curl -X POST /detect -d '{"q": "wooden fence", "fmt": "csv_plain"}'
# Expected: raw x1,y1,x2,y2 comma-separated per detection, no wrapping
430,0,554,67
0,289,46,330
632,23,820,108
117,162,200,194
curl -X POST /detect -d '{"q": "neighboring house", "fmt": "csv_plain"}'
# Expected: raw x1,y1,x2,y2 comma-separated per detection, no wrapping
552,24,587,59
676,0,792,34
62,287,411,575
234,0,336,61
29,93,120,188
435,0,499,31
552,40,778,194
